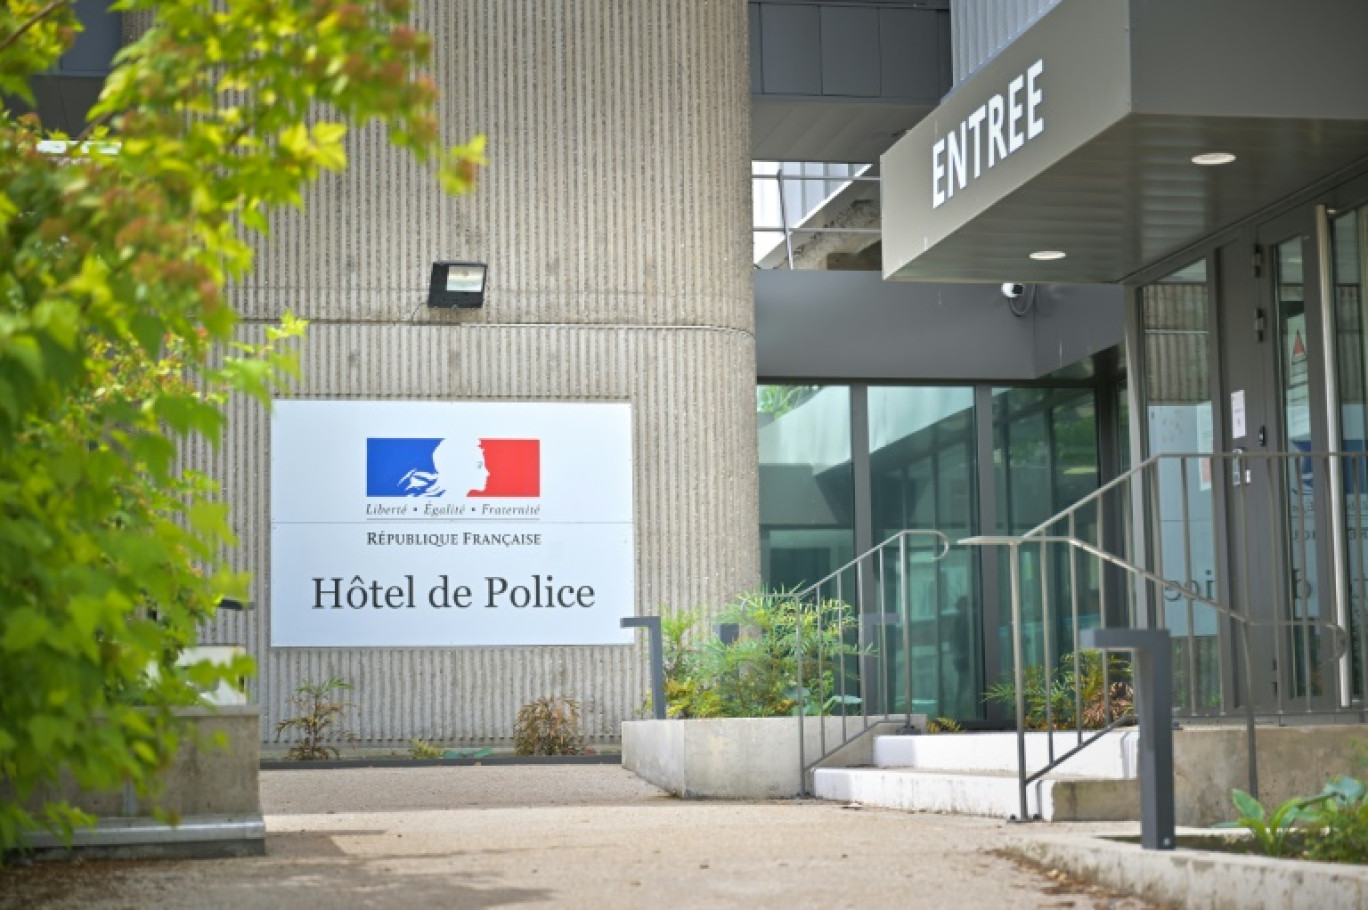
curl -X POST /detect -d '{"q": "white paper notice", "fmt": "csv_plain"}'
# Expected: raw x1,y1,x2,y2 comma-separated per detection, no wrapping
1231,389,1246,439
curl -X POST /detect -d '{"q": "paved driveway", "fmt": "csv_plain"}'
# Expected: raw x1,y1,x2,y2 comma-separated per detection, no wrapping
1,765,1158,909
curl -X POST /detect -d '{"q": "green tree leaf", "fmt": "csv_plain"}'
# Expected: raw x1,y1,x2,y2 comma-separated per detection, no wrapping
0,0,483,850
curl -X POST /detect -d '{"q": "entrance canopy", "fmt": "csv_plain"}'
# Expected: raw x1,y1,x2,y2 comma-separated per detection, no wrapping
881,0,1368,284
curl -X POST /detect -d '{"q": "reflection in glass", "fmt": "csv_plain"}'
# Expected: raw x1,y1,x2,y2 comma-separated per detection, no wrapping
991,387,1102,693
867,387,979,719
758,385,854,591
1141,259,1221,711
1333,208,1368,700
1276,239,1323,699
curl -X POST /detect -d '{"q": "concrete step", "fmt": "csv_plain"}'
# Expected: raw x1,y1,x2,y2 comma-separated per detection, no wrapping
872,730,1138,777
813,765,1140,822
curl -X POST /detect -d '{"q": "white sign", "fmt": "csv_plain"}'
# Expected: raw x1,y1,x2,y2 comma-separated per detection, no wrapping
932,59,1044,209
1230,389,1246,440
270,400,635,647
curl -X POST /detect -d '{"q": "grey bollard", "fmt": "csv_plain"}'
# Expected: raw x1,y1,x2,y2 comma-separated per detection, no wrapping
1080,627,1174,851
622,616,666,720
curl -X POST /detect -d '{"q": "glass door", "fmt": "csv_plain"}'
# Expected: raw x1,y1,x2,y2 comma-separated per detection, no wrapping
1270,233,1335,708
1331,205,1368,703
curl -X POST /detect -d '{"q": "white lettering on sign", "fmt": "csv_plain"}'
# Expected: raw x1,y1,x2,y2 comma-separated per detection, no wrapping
932,59,1044,209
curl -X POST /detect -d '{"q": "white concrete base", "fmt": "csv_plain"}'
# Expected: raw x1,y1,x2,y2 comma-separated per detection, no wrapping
622,717,897,799
873,731,1138,777
816,730,1141,821
814,766,1139,821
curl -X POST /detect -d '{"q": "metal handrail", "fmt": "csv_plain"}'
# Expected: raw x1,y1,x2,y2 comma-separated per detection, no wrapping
794,529,952,794
963,449,1365,820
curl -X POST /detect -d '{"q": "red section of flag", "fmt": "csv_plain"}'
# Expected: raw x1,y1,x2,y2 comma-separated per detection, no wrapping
473,439,540,497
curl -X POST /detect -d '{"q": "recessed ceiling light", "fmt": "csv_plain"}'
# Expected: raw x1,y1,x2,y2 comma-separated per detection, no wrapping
1029,250,1066,261
1192,152,1237,166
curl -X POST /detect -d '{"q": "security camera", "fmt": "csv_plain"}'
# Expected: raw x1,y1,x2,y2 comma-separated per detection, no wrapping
1001,282,1026,299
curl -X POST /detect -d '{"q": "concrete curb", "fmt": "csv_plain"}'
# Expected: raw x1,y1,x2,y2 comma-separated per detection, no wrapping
261,753,621,770
10,814,266,862
1002,828,1368,909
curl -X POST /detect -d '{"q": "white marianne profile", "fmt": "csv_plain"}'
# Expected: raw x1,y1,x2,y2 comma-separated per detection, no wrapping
399,437,489,497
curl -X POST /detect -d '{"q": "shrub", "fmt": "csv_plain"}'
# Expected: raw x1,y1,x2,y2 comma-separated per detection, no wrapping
984,651,1132,730
1302,775,1368,864
514,695,588,756
274,677,356,760
409,739,445,760
927,717,962,734
659,591,864,719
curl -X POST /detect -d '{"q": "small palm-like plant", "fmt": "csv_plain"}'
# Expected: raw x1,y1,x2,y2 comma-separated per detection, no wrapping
984,651,1132,730
275,677,356,760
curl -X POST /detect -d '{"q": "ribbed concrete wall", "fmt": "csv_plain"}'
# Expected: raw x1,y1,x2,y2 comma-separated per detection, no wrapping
193,1,758,746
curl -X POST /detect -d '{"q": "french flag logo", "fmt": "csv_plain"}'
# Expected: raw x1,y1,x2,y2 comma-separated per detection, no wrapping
367,437,540,498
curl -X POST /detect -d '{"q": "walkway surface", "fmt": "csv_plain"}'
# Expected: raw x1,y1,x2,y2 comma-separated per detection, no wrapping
0,764,1160,909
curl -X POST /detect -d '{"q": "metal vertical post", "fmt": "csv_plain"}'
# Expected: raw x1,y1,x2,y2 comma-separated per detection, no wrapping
901,533,913,727
1317,204,1353,707
621,616,666,721
1010,542,1030,822
1081,628,1175,851
1180,455,1198,715
1069,512,1082,744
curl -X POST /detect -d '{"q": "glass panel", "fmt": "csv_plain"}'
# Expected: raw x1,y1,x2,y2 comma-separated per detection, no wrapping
1141,260,1220,712
867,387,979,720
1276,239,1322,699
990,387,1102,702
758,385,854,592
1333,209,1368,700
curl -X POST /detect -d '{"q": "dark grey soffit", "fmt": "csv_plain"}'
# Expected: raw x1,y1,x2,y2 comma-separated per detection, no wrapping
749,1,951,161
753,98,938,162
755,271,1122,382
881,0,1368,284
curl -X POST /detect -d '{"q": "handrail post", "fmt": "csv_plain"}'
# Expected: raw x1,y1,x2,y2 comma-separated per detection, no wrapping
1009,542,1030,822
1081,628,1175,851
621,616,666,721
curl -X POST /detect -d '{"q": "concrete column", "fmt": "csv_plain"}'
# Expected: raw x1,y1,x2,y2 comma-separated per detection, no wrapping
195,0,758,745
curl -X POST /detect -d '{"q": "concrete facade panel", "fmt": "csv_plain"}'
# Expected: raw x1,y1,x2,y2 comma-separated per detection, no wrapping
238,1,753,332
190,1,758,746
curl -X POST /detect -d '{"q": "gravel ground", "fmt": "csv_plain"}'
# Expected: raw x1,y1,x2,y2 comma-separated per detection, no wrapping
1,765,1162,909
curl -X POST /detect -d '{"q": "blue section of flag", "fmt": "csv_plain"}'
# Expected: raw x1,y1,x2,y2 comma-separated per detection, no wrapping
367,438,442,497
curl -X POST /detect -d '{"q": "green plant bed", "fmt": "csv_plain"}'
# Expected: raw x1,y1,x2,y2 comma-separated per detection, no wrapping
1210,772,1368,864
658,591,865,720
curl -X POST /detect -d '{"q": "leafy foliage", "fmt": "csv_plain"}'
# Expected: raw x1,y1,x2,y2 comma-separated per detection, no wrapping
275,678,355,761
408,738,445,760
927,717,962,734
1302,775,1368,864
983,651,1132,731
1216,772,1368,863
659,592,864,719
1216,788,1324,858
513,696,588,756
0,0,482,848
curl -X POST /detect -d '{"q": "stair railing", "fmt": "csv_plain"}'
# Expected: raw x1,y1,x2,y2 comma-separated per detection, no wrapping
962,450,1357,820
793,529,952,794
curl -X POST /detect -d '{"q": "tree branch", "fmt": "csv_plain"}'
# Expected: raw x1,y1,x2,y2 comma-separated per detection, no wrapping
0,0,73,56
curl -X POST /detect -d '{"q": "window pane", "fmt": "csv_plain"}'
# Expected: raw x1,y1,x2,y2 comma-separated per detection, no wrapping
1141,259,1221,711
867,386,979,719
758,385,854,591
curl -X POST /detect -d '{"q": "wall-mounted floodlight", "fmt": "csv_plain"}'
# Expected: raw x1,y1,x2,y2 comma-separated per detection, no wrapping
427,261,487,309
